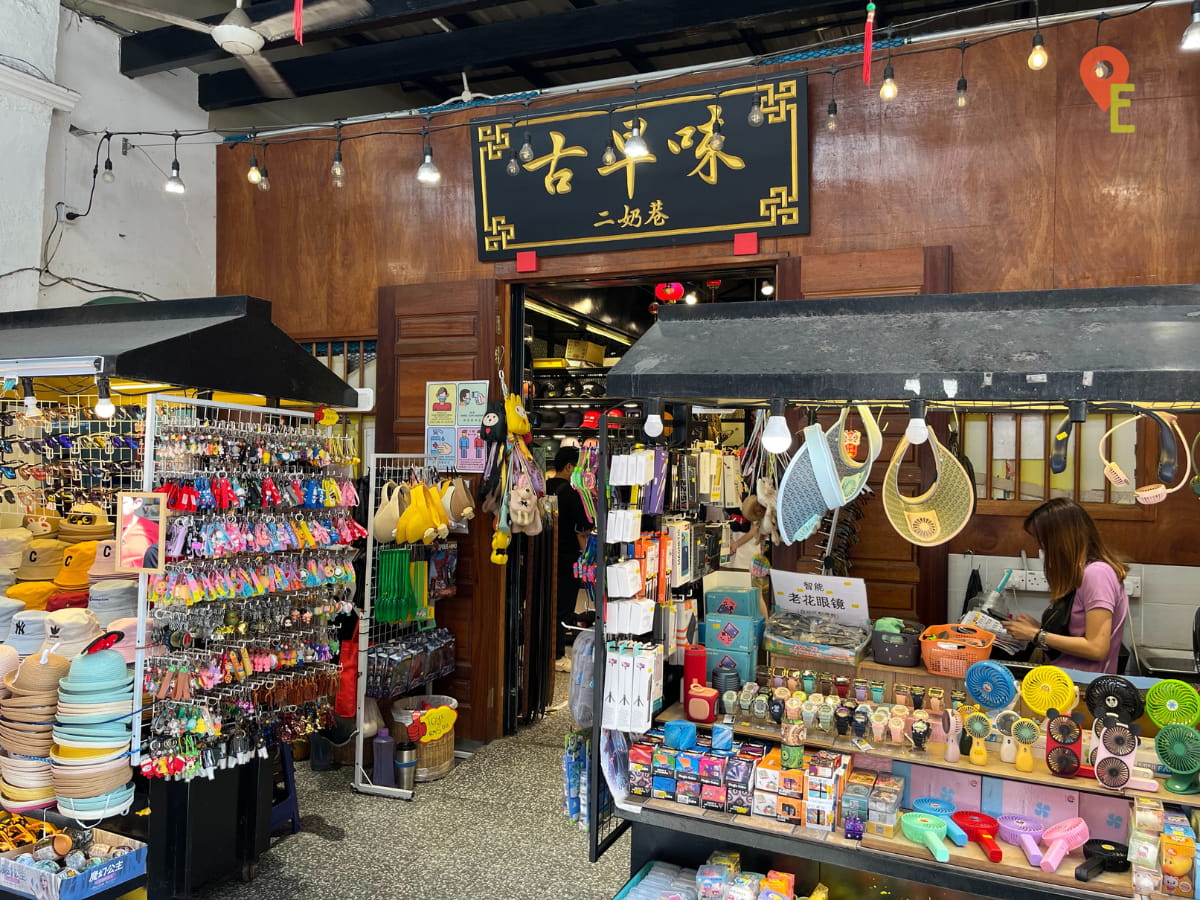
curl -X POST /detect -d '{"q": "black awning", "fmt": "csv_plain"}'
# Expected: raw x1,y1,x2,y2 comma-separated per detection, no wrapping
0,296,357,407
606,284,1200,404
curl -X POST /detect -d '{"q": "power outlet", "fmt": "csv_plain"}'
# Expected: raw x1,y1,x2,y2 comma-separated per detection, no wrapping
1008,570,1051,592
1124,575,1142,598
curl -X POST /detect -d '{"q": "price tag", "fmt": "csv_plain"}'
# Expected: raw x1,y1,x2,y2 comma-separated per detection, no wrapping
417,705,458,743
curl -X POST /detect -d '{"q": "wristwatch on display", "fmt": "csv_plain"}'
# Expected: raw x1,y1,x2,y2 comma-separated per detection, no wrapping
820,672,835,695
870,680,886,703
791,690,807,704
854,678,869,701
774,686,792,702
894,684,910,708
739,688,755,716
817,704,835,732
888,716,906,744
808,693,825,707
910,685,926,710
834,706,852,736
802,670,816,693
911,719,931,751
722,690,738,715
928,687,945,714
802,701,818,728
835,676,851,699
785,698,802,722
871,709,889,742
891,704,910,721
752,695,769,720
852,707,870,740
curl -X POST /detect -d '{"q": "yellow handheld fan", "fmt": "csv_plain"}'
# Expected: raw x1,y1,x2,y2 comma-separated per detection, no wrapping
964,711,992,767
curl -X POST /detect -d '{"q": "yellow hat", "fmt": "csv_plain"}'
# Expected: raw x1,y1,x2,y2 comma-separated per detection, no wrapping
53,541,99,590
5,582,58,611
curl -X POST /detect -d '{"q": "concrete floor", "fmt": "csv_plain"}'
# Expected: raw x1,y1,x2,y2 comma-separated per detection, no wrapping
196,673,631,900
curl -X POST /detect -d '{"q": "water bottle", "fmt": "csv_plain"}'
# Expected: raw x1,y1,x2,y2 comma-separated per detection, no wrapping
372,727,395,787
395,735,417,792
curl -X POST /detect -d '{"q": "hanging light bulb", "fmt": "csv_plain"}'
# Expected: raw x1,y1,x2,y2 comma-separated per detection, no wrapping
164,132,185,194
748,96,764,127
602,140,617,166
760,281,775,297
417,144,441,185
519,132,534,162
624,124,649,159
709,120,725,151
1027,32,1048,70
643,399,664,438
956,76,969,108
20,378,39,419
506,149,520,176
1094,59,1110,78
825,99,838,131
94,377,115,420
101,158,115,183
257,165,271,192
762,399,792,455
879,63,898,101
1184,0,1200,49
331,149,345,188
905,399,929,445
684,292,698,305
246,152,262,184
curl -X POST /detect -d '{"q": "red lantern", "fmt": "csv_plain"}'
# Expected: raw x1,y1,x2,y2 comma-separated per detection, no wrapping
648,301,660,316
705,279,722,289
655,282,684,303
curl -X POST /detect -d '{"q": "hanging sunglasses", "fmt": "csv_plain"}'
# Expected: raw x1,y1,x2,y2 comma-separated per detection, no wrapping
0,412,13,427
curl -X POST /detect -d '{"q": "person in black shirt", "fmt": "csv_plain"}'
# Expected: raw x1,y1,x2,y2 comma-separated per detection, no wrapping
546,446,591,671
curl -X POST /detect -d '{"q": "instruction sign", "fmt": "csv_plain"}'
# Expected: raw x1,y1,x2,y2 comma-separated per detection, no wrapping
769,569,869,628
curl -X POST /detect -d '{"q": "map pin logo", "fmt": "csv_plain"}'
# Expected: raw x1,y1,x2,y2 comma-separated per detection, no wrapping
1080,46,1130,110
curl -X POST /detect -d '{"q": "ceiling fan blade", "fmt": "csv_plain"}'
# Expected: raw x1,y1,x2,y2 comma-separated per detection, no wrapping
239,53,296,100
81,0,214,34
255,0,373,42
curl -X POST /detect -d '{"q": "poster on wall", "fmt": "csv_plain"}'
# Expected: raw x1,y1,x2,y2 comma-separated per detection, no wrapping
425,382,457,426
425,380,490,471
470,69,809,260
455,380,489,428
456,427,486,473
425,426,457,470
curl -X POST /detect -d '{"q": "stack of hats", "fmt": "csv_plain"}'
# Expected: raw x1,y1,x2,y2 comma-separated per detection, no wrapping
0,598,24,643
87,581,138,628
5,611,49,659
51,648,134,818
47,541,98,613
87,540,130,586
57,505,113,545
0,528,32,593
0,651,69,812
40,610,103,660
7,539,69,611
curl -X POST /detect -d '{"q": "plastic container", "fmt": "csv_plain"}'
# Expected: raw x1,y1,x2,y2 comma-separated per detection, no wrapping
371,727,395,787
871,623,923,668
919,624,995,677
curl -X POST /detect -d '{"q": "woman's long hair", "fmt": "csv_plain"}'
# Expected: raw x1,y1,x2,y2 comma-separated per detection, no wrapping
1023,498,1128,598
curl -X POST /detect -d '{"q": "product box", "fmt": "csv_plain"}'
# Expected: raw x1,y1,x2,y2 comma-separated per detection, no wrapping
1080,793,1134,843
699,751,729,786
867,782,903,838
806,751,849,805
675,779,702,807
701,782,728,812
705,585,763,618
1164,810,1196,839
0,826,147,900
652,746,678,777
753,790,779,818
725,756,757,790
705,614,764,654
565,339,604,365
651,775,676,801
979,775,1075,825
738,741,769,759
629,766,652,797
1161,832,1196,897
755,747,782,793
779,764,806,800
675,749,703,783
807,797,838,831
776,794,805,825
706,647,756,687
896,762,982,813
629,742,654,797
841,770,878,825
726,784,753,816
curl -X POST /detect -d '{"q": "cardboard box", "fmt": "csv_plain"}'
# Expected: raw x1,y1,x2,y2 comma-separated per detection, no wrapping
706,647,756,686
727,784,753,816
868,774,905,839
1080,793,1134,843
807,797,838,831
652,775,677,801
629,766,651,797
652,746,678,777
842,770,878,825
754,789,779,818
756,747,782,793
675,749,703,783
675,779,702,807
701,783,728,812
895,763,982,813
777,794,805,825
0,826,146,900
699,751,729,786
565,339,604,365
725,756,757,790
705,614,764,654
1161,832,1196,897
779,765,806,799
980,775,1076,825
705,585,763,618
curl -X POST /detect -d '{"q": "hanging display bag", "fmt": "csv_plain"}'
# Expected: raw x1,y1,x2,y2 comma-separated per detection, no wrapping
371,481,403,543
882,430,976,547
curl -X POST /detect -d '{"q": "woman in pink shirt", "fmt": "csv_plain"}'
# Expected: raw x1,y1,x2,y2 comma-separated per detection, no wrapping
1006,498,1129,674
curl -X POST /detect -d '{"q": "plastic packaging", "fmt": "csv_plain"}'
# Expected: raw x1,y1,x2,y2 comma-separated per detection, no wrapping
695,864,729,899
569,628,595,728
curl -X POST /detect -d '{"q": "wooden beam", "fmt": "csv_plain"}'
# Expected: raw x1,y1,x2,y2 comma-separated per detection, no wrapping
119,0,499,78
198,0,838,109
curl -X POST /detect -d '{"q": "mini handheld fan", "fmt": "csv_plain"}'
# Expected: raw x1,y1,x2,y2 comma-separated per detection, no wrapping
952,811,1004,862
901,812,950,862
965,711,992,767
1021,666,1077,718
1094,721,1145,791
943,709,963,763
1155,724,1200,794
965,660,1018,712
994,710,1020,764
998,814,1044,867
913,797,969,846
1011,717,1040,773
1040,816,1090,874
1146,679,1200,728
1085,674,1144,725
1045,708,1085,778
1075,839,1130,883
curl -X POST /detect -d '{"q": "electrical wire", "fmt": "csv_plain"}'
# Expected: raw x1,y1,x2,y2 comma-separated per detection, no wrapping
0,54,52,82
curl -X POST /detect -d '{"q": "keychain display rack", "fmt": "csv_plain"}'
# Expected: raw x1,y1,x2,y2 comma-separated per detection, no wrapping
136,395,358,780
353,453,460,800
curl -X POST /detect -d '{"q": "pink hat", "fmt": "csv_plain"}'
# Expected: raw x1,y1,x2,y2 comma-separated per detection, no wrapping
87,540,127,583
105,618,163,664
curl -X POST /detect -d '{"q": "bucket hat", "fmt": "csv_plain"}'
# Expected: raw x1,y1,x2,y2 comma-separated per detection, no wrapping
15,540,67,583
39,610,103,660
53,542,98,590
0,529,32,571
45,591,89,613
0,598,24,641
22,510,59,538
105,619,155,664
57,649,131,694
4,651,69,695
776,423,843,544
882,429,976,547
86,540,126,583
86,582,138,628
57,505,112,545
5,582,57,612
0,571,13,594
4,611,49,658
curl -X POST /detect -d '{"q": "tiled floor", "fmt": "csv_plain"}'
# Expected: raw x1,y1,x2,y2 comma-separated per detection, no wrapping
196,674,631,900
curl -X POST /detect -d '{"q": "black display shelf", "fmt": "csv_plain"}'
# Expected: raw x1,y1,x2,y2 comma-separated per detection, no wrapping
618,803,1126,900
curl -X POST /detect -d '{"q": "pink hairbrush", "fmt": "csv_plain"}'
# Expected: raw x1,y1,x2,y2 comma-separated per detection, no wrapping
998,814,1044,867
1040,816,1089,873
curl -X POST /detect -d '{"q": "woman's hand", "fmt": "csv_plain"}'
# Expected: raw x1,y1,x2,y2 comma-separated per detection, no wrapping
1005,614,1041,642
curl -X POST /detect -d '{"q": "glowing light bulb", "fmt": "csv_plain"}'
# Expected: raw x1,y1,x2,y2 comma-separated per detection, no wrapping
624,126,649,159
1028,33,1048,70
684,292,698,305
956,76,969,108
257,167,271,192
748,97,764,127
331,150,345,188
101,159,115,183
905,400,929,445
94,377,115,419
417,148,441,185
506,150,520,176
519,133,534,162
246,155,262,184
1094,60,1110,79
709,123,725,151
1184,3,1200,50
164,162,186,194
602,141,617,166
762,400,792,454
760,282,775,297
825,100,838,131
643,414,664,438
879,64,898,101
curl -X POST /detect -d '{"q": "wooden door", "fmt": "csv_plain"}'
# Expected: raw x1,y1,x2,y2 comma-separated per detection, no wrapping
376,279,504,743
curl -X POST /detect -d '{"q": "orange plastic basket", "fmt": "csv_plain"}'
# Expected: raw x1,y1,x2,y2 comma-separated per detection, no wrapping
919,624,995,677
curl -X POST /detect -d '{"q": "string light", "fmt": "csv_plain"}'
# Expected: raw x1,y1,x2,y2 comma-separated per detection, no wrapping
709,119,725,151
762,399,792,454
246,149,262,184
602,107,617,165
956,42,969,109
1028,2,1048,70
1183,0,1200,50
257,144,270,192
506,148,520,176
748,70,764,126
101,135,115,183
624,85,650,159
93,377,115,419
417,127,441,185
331,123,345,188
879,62,898,101
163,132,185,194
643,399,664,438
826,69,838,131
518,101,534,162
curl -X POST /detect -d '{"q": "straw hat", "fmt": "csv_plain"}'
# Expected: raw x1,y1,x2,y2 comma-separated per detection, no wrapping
52,542,98,590
4,652,69,695
2,706,58,725
5,582,57,612
0,528,32,571
53,768,130,799
1,781,55,801
2,690,61,709
0,645,20,683
49,743,128,766
56,782,134,819
39,610,102,660
57,506,112,545
15,540,68,582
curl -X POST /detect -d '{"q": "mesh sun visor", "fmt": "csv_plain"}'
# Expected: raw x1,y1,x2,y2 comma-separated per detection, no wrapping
825,405,883,505
882,430,976,547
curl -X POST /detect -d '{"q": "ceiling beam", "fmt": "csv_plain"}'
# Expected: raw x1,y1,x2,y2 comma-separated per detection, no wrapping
198,0,842,109
737,27,767,56
118,0,500,78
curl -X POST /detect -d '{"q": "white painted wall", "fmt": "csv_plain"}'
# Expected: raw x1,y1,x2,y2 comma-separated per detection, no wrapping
39,14,214,307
